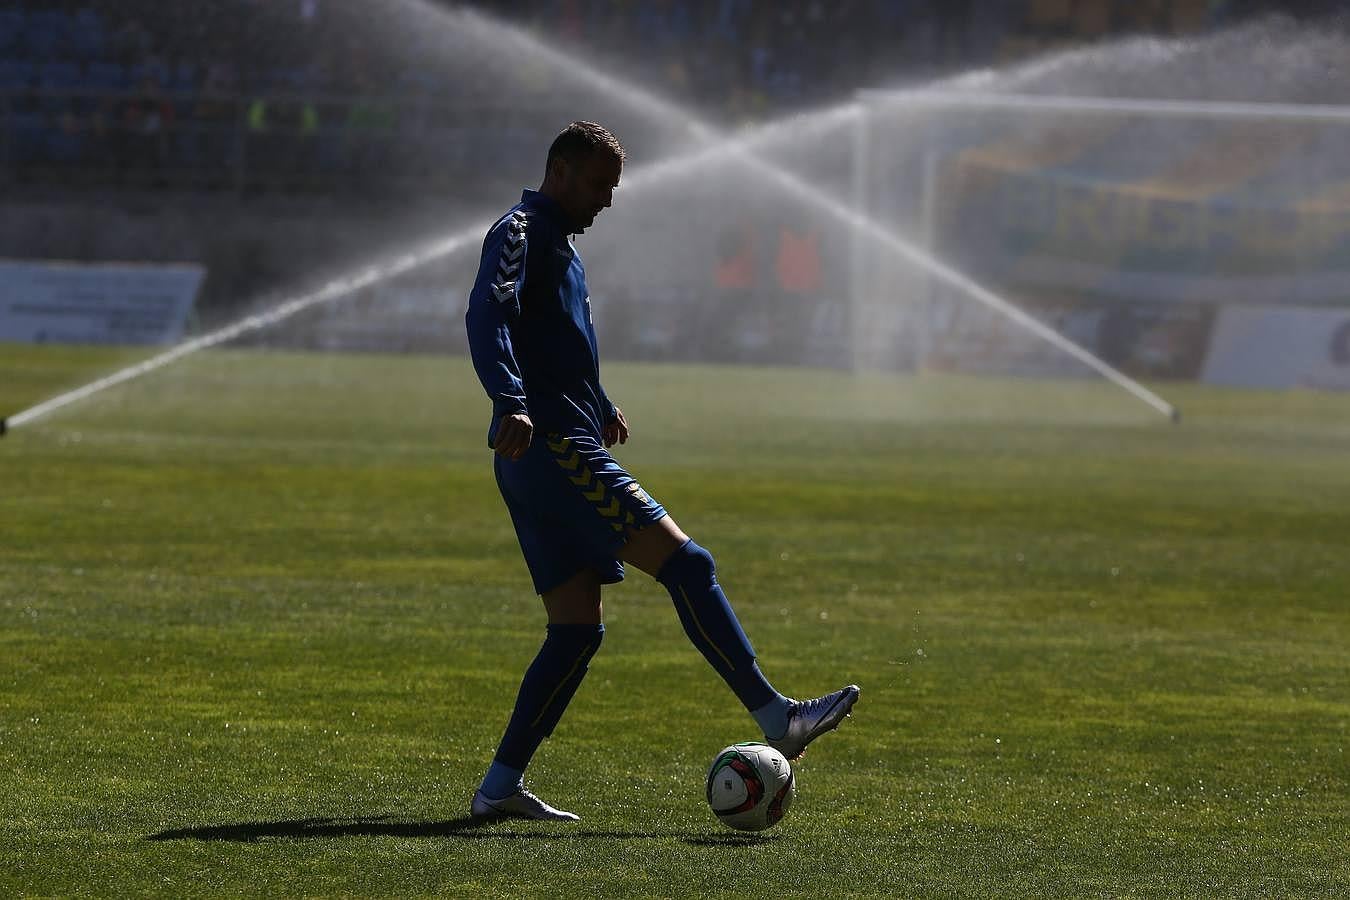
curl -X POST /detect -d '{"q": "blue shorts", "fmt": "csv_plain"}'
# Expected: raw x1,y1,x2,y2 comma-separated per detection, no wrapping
494,431,668,595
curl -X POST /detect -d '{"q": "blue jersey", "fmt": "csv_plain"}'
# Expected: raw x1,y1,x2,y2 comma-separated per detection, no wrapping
466,189,617,448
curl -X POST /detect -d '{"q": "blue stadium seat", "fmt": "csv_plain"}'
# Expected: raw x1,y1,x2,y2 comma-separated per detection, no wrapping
86,61,127,91
66,61,109,116
38,60,80,114
0,8,23,53
171,60,199,91
46,121,85,163
39,60,80,88
69,7,104,58
22,10,70,60
8,111,47,163
0,59,35,90
128,59,168,88
169,62,198,118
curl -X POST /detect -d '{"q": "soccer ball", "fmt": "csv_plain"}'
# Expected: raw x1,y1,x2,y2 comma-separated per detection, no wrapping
705,741,795,832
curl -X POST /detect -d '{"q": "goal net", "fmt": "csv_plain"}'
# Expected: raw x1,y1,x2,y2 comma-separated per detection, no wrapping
848,88,1350,390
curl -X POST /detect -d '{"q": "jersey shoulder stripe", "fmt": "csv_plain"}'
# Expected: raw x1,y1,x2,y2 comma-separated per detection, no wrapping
491,210,528,304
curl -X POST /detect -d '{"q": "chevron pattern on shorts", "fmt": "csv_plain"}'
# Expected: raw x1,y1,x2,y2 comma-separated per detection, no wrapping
545,434,639,533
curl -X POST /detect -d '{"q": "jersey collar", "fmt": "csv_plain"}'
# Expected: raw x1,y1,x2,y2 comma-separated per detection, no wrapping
521,189,574,233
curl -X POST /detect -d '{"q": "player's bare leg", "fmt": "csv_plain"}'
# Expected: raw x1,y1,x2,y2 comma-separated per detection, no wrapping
622,516,859,760
542,567,604,624
619,513,690,573
472,568,604,822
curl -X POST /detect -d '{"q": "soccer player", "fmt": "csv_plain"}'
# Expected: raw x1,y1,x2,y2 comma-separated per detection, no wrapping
464,121,859,822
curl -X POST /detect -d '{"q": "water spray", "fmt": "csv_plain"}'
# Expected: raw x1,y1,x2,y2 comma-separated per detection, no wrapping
0,106,852,438
442,5,1181,422
2,3,1191,434
0,232,475,436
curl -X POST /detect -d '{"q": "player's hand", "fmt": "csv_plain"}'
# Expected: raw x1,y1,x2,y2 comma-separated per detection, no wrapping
494,412,533,460
603,406,629,448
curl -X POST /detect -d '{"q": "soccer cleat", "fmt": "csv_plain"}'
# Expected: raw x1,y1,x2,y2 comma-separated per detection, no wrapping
766,684,860,761
470,786,580,822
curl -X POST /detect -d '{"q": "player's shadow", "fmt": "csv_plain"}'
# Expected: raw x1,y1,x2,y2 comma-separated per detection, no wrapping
146,815,779,847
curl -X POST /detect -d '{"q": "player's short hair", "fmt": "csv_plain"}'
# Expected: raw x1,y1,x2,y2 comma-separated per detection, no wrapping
546,121,625,174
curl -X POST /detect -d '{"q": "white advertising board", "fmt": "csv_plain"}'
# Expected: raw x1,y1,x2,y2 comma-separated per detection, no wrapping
0,259,203,346
1201,306,1350,390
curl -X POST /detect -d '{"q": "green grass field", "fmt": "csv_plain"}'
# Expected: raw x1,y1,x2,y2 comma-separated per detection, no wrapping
3,343,1348,897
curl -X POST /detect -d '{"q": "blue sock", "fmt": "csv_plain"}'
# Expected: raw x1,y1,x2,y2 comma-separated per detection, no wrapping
656,540,785,713
479,760,524,800
483,623,604,785
752,695,793,740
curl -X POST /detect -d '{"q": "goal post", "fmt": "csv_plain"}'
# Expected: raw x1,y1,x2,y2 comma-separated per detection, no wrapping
849,88,1350,390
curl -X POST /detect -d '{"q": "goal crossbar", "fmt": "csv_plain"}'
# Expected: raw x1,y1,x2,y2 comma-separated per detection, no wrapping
860,89,1350,124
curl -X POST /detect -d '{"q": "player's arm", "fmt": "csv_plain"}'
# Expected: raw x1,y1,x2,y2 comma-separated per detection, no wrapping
599,386,627,447
466,295,532,459
466,222,532,459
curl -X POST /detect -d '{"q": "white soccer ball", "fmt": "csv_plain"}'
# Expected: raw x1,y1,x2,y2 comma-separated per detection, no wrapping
705,741,795,832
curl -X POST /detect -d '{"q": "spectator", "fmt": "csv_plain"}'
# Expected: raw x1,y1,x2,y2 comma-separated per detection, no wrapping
118,76,174,182
187,61,240,182
274,97,321,182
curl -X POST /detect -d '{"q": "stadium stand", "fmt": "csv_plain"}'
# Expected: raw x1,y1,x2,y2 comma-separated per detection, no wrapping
0,0,1321,197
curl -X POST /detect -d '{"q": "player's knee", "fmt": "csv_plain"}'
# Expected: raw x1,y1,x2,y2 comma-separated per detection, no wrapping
546,622,605,657
655,539,717,588
583,623,604,662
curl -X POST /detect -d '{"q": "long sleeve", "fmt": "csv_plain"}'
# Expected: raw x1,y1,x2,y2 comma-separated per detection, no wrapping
466,192,612,441
466,211,530,426
597,383,618,423
466,294,527,420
